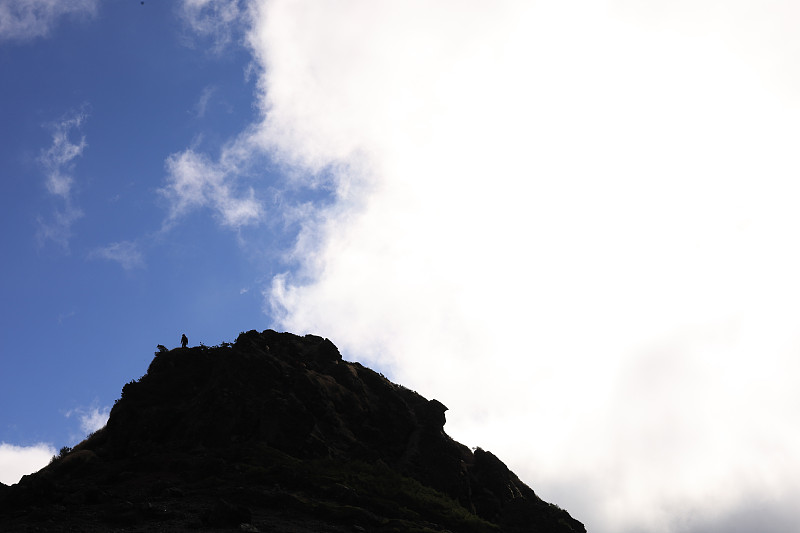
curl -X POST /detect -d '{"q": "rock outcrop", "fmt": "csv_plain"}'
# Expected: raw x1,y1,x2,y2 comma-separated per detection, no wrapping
0,330,585,532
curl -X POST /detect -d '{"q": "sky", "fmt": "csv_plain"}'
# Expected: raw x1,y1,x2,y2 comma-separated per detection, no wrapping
2,1,800,532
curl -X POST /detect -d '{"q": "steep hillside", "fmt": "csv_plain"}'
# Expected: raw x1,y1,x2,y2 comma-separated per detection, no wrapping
0,330,585,532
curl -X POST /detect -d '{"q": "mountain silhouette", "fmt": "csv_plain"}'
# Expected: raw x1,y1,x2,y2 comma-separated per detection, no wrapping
0,329,586,532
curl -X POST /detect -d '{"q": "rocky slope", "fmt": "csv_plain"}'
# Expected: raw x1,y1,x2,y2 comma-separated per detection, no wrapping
0,330,585,532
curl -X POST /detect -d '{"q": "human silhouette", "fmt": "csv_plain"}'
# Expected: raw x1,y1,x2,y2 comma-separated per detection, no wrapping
181,333,188,348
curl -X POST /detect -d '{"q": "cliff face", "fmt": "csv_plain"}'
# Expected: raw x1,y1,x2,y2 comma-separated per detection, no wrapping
0,330,585,533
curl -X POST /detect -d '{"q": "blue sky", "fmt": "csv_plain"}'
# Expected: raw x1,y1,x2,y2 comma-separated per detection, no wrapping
4,2,800,533
1,0,288,469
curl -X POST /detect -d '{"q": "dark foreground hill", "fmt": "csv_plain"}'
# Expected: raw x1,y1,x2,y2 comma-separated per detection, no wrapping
0,330,585,532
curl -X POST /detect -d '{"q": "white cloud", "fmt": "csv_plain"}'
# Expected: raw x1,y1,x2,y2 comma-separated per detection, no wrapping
1,406,108,485
0,0,98,42
36,109,88,249
89,240,144,270
186,2,800,532
0,442,55,485
161,146,263,228
65,405,109,436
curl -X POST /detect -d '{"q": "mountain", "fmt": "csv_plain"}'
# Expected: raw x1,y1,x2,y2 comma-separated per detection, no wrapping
0,329,586,532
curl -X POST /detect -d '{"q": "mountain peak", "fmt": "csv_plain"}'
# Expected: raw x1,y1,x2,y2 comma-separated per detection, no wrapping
0,330,585,532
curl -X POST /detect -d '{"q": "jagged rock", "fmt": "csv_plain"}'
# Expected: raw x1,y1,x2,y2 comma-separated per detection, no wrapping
0,330,585,533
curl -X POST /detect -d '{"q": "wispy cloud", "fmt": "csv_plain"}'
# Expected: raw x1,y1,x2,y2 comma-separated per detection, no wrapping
0,442,55,485
35,205,83,250
88,240,145,271
0,0,98,42
36,109,88,249
161,146,263,229
57,309,76,325
39,111,86,199
65,404,109,437
179,0,246,52
193,85,217,118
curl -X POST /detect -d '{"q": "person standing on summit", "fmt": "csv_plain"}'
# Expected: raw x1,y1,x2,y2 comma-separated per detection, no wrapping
181,333,188,348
